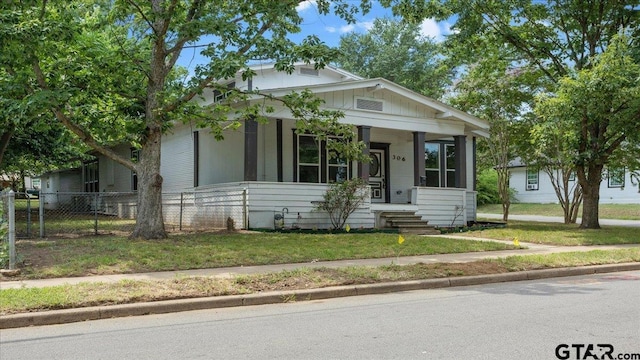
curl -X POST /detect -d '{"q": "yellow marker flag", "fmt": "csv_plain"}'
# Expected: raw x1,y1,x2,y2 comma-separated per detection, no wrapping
513,237,520,247
345,224,351,232
398,234,405,244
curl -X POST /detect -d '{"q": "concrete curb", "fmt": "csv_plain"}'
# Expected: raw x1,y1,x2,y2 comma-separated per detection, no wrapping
2,262,639,329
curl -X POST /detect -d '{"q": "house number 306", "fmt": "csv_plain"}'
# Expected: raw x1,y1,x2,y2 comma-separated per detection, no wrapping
392,155,405,161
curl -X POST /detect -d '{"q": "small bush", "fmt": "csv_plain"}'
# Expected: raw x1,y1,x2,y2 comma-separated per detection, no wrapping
314,178,369,230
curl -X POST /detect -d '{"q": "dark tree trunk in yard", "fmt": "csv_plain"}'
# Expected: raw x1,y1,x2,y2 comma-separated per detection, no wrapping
577,165,603,229
130,126,167,239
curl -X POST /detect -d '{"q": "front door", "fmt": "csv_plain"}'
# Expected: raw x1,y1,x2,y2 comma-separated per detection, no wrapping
369,148,387,203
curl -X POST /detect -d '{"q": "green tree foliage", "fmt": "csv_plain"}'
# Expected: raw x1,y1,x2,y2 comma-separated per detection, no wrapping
1,0,378,239
401,0,640,229
336,17,453,98
449,46,543,221
535,34,640,225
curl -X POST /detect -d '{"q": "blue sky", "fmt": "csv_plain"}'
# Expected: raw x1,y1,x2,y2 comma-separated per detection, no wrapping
294,0,453,46
177,1,452,73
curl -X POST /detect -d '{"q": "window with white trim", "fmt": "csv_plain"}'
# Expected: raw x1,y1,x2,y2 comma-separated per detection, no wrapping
526,169,539,191
608,168,625,188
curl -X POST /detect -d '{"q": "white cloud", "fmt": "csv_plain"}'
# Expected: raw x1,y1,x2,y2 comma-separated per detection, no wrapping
325,26,337,33
340,24,355,33
296,0,317,12
419,18,442,40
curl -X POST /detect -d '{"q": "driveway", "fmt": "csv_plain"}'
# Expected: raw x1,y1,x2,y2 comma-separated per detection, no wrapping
478,213,640,227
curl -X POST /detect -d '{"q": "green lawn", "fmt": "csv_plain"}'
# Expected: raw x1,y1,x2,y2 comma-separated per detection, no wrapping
460,221,640,246
13,232,516,279
2,248,638,315
478,203,640,220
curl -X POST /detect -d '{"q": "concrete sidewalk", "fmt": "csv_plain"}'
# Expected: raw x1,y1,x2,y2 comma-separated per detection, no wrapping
1,237,639,329
478,213,640,227
1,236,638,290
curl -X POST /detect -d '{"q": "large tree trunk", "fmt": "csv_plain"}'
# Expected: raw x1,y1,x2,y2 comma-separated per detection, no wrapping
130,126,166,239
578,165,603,229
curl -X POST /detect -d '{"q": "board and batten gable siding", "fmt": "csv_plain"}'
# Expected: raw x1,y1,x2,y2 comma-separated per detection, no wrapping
412,187,469,227
161,123,194,192
511,167,639,204
244,182,374,229
317,88,439,122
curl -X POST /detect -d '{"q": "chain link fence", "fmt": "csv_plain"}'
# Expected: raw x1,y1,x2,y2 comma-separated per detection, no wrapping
3,188,246,239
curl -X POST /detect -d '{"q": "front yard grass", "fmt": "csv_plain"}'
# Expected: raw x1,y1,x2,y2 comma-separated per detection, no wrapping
10,232,515,280
2,248,638,315
478,203,640,220
459,221,640,246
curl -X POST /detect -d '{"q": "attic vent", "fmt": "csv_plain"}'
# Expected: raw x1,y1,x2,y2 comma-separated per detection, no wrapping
356,98,384,111
300,67,319,76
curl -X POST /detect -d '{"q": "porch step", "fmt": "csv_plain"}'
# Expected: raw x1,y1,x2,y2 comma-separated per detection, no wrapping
379,211,441,235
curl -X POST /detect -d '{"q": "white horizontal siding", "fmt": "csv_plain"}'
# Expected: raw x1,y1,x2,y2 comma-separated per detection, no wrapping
412,187,468,227
511,167,640,204
246,182,374,230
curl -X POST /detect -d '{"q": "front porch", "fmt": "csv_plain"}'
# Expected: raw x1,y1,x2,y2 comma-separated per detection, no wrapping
186,182,476,230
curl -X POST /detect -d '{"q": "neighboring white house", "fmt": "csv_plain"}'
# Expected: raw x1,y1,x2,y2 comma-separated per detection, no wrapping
42,63,490,230
509,160,639,204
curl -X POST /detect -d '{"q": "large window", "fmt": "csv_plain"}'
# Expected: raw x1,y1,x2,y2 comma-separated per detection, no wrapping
526,169,539,191
296,134,349,183
424,142,456,187
83,159,99,192
298,135,320,183
424,143,440,187
608,168,625,188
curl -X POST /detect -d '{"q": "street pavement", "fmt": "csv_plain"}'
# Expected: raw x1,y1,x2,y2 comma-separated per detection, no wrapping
3,270,639,360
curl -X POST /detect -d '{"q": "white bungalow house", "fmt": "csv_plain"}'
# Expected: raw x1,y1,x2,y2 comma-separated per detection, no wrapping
156,63,489,230
41,64,489,231
509,159,639,204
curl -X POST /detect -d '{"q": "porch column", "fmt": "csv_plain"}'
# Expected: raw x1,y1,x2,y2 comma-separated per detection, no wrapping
276,119,283,182
413,132,425,186
357,126,371,183
472,137,477,191
454,135,467,188
244,117,258,181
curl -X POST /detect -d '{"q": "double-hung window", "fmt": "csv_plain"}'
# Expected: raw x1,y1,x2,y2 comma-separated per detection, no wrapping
526,169,539,191
424,142,456,187
608,168,625,188
296,134,350,183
